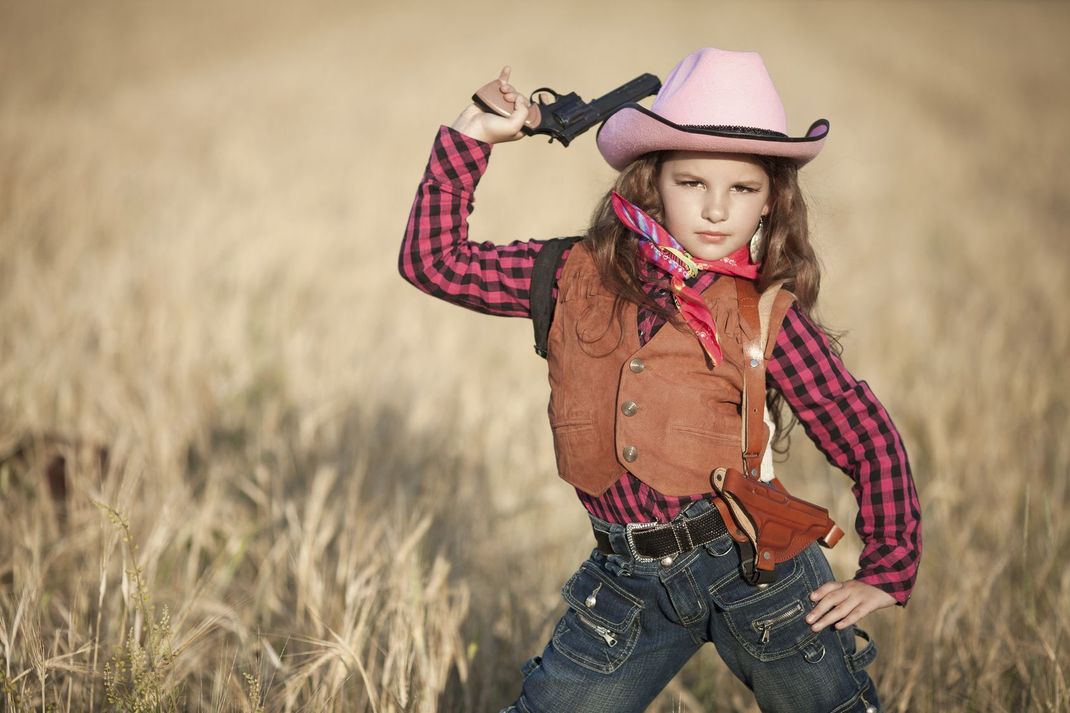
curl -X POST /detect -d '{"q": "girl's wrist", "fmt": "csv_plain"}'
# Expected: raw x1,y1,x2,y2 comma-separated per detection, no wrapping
449,120,492,145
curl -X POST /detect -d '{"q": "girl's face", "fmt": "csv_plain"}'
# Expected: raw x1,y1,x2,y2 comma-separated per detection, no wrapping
655,151,772,262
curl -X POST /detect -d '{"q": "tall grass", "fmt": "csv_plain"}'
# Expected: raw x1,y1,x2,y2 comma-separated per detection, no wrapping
2,1,1069,711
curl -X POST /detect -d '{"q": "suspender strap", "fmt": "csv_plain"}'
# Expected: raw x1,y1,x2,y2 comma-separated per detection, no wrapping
531,236,581,358
735,278,767,478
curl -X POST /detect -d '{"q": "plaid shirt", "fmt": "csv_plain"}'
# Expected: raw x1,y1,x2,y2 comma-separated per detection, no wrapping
400,125,921,604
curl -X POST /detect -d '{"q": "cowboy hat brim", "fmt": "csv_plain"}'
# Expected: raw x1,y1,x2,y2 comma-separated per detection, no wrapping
596,103,830,170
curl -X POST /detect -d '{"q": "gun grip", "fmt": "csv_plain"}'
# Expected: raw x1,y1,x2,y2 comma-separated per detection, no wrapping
472,80,541,130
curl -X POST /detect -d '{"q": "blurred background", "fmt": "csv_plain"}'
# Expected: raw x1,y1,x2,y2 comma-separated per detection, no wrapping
1,1,1068,711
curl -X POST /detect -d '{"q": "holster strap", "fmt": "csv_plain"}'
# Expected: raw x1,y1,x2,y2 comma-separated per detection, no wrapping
735,278,768,478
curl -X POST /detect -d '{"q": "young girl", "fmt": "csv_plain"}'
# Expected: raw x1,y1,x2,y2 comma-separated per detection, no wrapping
400,48,920,713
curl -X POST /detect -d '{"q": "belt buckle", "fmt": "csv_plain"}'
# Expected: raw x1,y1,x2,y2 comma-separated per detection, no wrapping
624,521,660,563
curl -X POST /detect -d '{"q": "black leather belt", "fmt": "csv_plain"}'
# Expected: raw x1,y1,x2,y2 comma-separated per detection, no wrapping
594,505,729,562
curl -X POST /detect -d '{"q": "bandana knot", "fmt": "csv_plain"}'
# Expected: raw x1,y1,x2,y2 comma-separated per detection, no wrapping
611,191,761,365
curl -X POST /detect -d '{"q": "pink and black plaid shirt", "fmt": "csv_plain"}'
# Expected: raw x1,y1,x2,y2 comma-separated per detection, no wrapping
400,125,921,604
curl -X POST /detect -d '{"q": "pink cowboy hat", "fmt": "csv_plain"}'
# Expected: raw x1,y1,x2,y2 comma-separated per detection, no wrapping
596,48,829,170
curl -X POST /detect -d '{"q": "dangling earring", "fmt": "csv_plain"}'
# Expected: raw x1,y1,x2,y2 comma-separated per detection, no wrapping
749,217,765,263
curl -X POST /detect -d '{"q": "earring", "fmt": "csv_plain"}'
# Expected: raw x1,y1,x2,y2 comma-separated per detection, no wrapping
749,217,765,263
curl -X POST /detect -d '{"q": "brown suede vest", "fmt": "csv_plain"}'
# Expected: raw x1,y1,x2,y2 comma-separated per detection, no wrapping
546,243,794,497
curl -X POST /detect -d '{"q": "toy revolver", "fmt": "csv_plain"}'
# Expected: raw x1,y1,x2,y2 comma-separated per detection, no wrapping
471,73,661,146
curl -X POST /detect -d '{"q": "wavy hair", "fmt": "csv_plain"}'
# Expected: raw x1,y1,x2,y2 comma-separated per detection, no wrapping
582,150,840,451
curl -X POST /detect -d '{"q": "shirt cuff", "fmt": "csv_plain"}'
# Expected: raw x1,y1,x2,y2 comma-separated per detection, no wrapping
855,570,914,607
426,125,493,195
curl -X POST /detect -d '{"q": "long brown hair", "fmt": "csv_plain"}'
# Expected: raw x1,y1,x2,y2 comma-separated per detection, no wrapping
582,150,840,450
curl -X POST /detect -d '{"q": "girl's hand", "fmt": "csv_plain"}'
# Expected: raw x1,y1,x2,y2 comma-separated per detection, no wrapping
450,66,531,145
806,580,896,632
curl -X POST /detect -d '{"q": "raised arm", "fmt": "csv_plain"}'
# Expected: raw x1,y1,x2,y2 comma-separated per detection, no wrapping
399,67,566,317
767,305,922,607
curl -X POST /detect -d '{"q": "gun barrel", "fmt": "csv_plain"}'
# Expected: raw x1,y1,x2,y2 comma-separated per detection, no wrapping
531,73,661,147
588,73,661,120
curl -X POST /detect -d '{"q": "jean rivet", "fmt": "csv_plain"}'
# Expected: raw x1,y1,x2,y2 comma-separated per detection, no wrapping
660,556,674,567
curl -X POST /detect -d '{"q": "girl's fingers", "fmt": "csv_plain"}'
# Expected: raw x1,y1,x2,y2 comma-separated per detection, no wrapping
505,95,529,134
501,83,523,105
833,604,869,630
810,602,851,631
810,598,861,632
460,65,528,143
804,581,895,633
808,580,897,632
804,582,860,629
810,582,843,601
497,70,528,130
806,586,849,629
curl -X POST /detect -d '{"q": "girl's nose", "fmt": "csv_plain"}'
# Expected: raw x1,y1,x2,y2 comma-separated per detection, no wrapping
702,193,727,222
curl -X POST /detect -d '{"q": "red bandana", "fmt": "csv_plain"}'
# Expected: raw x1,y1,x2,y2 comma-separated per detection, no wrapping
611,191,761,365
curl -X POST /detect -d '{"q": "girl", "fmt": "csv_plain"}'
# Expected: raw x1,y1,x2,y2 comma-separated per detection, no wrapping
401,48,920,713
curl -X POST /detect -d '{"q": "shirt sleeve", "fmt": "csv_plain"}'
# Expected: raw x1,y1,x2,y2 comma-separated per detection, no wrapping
767,305,922,605
399,124,567,317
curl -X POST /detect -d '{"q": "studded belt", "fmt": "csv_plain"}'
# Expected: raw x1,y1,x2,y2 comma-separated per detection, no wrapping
593,504,729,563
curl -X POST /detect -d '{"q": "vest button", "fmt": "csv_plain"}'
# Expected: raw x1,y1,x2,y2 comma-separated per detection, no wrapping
622,445,639,462
629,358,645,373
621,400,638,416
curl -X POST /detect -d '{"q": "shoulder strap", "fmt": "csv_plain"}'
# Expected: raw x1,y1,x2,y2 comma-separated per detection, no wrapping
735,279,766,478
531,236,581,358
757,280,790,358
736,278,793,478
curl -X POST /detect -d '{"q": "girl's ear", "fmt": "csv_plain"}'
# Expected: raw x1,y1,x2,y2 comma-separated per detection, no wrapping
762,192,774,217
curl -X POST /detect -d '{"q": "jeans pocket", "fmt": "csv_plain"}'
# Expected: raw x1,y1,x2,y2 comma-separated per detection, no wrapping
552,560,643,674
708,555,818,662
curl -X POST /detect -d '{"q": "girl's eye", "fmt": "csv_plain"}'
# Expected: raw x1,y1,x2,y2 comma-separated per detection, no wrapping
678,180,703,188
732,184,759,193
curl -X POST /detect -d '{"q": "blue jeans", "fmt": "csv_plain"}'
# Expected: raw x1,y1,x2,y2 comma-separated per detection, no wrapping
502,499,880,713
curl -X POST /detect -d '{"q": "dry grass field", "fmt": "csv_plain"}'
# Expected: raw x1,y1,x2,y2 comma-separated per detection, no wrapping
2,1,1068,710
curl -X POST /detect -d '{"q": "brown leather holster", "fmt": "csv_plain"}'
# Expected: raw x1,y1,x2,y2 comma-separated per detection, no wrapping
710,280,844,585
711,467,843,584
